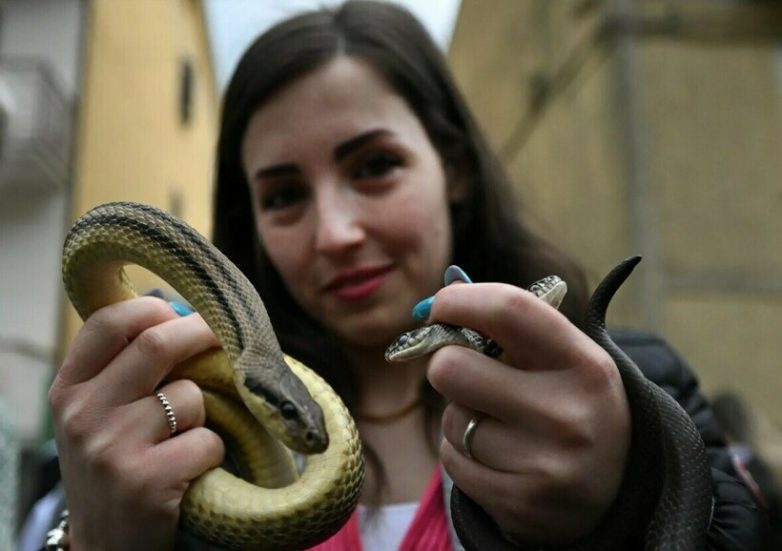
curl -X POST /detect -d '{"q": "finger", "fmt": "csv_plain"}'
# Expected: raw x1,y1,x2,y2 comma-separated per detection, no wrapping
442,436,602,543
428,343,608,431
441,402,491,466
428,283,585,368
58,297,180,387
440,438,558,540
149,426,225,484
427,345,542,422
441,403,541,472
132,379,207,444
440,436,529,517
92,313,219,405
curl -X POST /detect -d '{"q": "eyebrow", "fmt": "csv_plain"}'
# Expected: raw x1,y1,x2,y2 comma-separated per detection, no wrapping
334,128,392,161
252,128,393,182
252,163,298,181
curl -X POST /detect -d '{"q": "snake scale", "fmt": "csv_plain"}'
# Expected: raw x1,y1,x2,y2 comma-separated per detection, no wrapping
388,257,714,550
62,202,364,550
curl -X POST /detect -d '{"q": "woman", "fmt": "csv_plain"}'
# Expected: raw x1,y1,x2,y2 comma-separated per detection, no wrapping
44,1,770,549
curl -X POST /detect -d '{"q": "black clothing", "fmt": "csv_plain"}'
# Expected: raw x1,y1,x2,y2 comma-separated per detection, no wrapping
611,329,773,550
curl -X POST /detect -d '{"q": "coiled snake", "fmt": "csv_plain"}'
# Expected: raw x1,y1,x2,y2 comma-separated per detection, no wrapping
387,257,714,550
62,202,364,550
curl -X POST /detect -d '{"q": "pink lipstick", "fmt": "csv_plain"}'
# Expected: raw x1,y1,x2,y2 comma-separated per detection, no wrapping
325,265,393,301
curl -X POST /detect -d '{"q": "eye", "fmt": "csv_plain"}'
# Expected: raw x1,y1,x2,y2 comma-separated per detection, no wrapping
280,401,298,420
260,184,308,211
354,151,401,180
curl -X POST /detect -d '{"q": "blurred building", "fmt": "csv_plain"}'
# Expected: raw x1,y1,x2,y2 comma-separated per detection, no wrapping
0,0,216,448
449,0,782,424
0,0,217,527
0,0,83,450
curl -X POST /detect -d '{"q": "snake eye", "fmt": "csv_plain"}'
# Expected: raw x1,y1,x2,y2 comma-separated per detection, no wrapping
280,401,298,420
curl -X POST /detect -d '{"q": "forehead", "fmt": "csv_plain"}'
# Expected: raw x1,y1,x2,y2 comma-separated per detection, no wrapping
263,57,396,113
241,57,425,165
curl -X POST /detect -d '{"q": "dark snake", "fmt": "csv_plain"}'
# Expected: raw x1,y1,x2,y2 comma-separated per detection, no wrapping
391,257,713,550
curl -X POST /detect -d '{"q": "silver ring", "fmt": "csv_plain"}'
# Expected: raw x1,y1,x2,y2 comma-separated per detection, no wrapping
462,415,482,460
156,392,177,436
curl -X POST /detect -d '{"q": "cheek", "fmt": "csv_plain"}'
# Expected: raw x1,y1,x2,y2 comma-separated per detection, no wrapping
255,221,307,284
384,188,453,270
256,223,321,318
415,181,452,250
380,194,435,246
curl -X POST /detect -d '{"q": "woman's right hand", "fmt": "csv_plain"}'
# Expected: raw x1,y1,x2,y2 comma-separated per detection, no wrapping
49,297,225,550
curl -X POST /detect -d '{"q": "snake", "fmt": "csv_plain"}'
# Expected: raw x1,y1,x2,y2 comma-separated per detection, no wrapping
385,273,567,362
386,257,714,550
62,202,364,550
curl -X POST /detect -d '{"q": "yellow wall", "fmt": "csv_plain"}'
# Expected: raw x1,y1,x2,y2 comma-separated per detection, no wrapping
63,0,218,348
449,1,782,424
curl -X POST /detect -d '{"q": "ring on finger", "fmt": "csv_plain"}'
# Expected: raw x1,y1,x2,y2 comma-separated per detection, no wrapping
462,415,483,460
156,391,178,436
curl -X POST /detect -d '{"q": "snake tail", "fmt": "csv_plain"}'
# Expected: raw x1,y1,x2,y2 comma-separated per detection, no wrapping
584,257,712,550
585,256,642,332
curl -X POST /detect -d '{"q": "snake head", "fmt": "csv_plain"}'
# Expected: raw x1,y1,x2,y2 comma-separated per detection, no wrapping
385,324,474,362
237,355,329,454
384,328,430,362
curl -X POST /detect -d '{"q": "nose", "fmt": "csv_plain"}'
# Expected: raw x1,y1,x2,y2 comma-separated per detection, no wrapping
314,188,365,254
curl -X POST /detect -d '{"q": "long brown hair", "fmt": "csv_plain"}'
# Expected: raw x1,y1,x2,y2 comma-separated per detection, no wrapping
212,0,588,497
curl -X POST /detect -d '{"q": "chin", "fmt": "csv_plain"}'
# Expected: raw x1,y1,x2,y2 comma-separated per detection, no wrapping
335,314,412,351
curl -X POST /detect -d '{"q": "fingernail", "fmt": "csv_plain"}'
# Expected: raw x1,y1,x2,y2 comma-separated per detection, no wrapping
444,265,473,285
412,296,435,320
169,301,194,316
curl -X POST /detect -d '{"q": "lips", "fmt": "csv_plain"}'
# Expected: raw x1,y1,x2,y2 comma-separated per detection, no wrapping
324,265,394,301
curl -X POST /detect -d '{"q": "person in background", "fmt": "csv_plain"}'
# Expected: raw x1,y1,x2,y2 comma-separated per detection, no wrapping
712,390,782,548
0,400,19,550
31,1,772,549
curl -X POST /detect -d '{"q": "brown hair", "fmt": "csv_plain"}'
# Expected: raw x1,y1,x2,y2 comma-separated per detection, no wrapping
212,0,588,498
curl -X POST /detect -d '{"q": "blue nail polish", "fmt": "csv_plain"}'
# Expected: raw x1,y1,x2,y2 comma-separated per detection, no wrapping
169,301,194,317
412,296,435,320
444,265,473,285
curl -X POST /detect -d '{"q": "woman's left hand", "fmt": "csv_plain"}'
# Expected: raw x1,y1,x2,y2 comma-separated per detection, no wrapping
425,282,631,546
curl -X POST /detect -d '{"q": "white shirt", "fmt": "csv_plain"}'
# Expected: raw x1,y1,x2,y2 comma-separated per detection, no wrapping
358,501,419,551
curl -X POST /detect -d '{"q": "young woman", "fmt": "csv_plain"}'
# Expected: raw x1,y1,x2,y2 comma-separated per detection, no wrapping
43,2,770,549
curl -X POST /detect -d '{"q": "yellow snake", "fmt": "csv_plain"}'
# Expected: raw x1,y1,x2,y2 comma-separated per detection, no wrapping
62,202,364,550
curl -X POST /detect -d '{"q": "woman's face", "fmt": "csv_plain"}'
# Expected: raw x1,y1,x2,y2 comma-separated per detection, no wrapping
241,57,458,348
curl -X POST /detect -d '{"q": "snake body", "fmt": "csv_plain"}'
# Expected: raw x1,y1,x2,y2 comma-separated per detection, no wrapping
388,258,713,550
62,202,364,550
